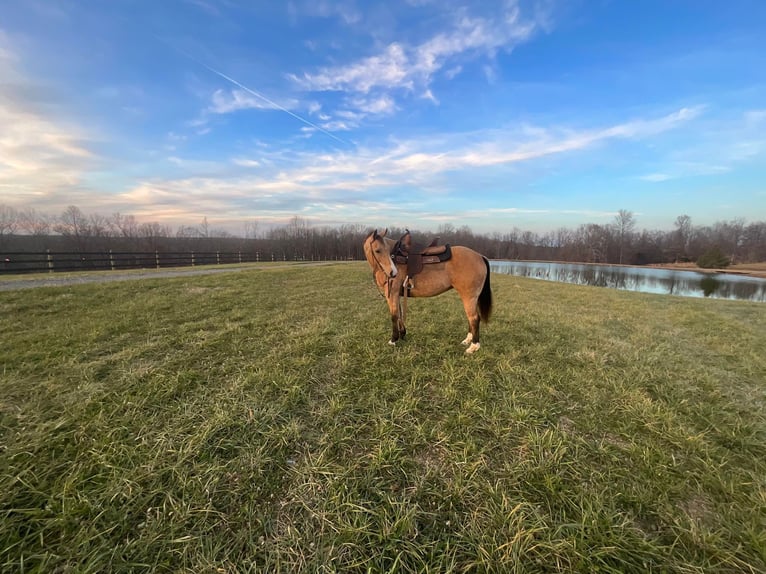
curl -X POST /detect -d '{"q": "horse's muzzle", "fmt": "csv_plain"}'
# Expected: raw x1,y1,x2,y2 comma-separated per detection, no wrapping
389,257,398,278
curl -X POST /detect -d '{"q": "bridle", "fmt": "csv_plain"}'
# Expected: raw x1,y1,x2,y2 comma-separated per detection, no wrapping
367,235,398,298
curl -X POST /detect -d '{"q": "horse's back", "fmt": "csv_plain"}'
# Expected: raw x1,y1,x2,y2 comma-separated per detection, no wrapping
409,244,488,297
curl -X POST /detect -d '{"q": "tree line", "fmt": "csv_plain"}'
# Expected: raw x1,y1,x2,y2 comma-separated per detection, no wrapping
1,204,764,265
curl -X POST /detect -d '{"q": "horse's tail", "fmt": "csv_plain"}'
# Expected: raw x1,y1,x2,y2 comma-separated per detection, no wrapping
479,257,493,322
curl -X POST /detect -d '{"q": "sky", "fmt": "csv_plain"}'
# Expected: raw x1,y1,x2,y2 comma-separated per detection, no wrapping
1,0,765,235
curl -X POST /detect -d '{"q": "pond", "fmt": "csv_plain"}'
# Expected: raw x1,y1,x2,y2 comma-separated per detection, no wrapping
490,260,766,303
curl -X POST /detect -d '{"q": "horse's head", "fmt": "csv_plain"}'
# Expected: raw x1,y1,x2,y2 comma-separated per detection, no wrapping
364,228,398,279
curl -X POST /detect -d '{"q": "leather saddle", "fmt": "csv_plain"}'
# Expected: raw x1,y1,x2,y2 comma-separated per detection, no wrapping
393,230,452,277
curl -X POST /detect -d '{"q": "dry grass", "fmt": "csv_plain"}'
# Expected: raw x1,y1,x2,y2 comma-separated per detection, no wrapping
1,263,765,573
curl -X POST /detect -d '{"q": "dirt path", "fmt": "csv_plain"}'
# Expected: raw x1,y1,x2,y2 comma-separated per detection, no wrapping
0,262,343,291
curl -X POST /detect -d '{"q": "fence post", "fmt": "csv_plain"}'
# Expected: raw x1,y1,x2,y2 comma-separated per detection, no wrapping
217,251,220,265
238,251,242,264
155,250,160,269
191,251,195,266
47,249,54,273
109,249,115,271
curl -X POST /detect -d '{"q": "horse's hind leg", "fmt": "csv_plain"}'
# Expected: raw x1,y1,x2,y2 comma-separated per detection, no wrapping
460,295,481,354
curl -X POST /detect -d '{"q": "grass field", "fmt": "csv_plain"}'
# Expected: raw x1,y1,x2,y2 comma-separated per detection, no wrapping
1,263,765,573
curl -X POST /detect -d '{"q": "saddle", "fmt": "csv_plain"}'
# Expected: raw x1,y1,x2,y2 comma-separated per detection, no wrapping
393,231,452,278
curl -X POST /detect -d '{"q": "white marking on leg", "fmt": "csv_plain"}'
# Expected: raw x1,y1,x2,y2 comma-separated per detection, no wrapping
461,332,473,345
465,342,481,354
389,340,396,346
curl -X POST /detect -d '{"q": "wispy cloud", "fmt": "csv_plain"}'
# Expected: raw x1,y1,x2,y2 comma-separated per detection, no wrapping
107,106,700,226
351,94,397,115
232,158,261,168
0,35,95,201
640,173,672,182
192,59,351,144
638,107,765,182
183,0,223,17
289,0,362,25
289,3,541,98
209,88,299,114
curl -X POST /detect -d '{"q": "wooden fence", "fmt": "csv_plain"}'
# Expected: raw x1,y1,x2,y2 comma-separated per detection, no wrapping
0,250,327,274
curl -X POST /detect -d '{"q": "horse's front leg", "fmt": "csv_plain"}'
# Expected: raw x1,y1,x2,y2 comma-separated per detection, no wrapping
387,292,402,345
397,297,407,340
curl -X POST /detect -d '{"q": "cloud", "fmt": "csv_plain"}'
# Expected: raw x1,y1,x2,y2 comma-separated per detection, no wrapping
743,109,766,125
107,106,700,226
640,173,672,182
290,0,363,26
351,94,397,115
209,88,299,114
232,158,261,167
291,43,411,94
0,35,95,202
183,0,223,16
289,4,540,97
637,106,765,182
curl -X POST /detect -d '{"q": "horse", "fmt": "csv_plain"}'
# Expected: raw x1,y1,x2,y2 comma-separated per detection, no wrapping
363,229,493,354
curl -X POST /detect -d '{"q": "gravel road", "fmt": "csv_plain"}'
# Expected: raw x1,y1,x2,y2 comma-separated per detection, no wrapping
0,262,341,291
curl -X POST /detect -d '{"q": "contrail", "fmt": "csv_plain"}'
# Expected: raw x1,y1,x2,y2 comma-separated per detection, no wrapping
198,61,350,145
162,38,350,145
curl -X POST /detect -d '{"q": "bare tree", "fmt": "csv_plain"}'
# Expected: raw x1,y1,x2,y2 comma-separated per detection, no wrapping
741,222,766,262
88,213,112,239
112,213,140,239
674,214,693,260
712,218,745,263
138,222,171,251
199,216,210,238
244,220,260,240
19,208,51,236
54,205,92,251
176,225,201,239
579,223,611,263
613,209,636,264
0,205,19,249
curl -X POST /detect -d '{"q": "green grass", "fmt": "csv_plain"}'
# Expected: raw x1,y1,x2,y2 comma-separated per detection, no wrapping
1,263,765,573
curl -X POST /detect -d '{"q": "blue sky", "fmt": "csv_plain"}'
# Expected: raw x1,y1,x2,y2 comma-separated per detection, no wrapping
1,0,765,234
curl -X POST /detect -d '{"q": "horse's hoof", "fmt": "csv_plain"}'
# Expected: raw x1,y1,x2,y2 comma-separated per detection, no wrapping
461,333,473,346
465,342,481,354
388,340,396,346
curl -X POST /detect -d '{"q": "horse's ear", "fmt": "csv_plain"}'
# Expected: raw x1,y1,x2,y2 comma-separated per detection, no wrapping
381,228,388,238
371,228,379,239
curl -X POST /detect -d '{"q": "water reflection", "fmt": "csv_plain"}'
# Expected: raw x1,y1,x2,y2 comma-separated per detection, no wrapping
490,261,766,302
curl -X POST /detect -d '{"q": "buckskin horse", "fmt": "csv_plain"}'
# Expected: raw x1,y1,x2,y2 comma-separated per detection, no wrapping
363,229,493,354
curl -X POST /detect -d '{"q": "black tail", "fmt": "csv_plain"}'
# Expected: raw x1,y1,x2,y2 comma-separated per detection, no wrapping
479,257,493,322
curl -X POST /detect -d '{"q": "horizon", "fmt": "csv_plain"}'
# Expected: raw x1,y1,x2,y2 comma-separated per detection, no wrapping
3,203,762,240
1,1,765,234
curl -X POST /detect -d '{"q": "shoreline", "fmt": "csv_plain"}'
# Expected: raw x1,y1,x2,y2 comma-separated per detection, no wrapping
491,259,766,279
647,262,766,279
